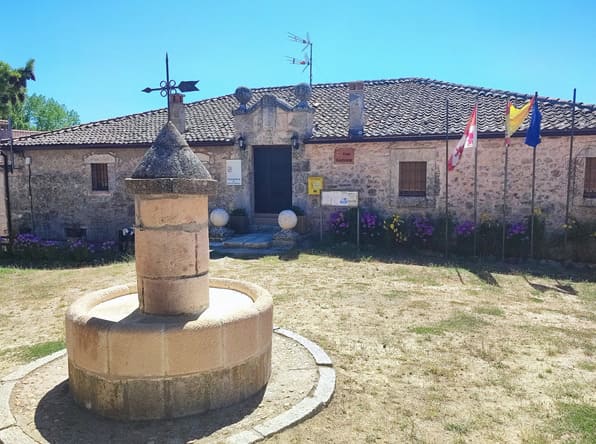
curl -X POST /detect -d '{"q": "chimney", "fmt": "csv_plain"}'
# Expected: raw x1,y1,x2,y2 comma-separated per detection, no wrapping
348,81,364,138
169,93,185,133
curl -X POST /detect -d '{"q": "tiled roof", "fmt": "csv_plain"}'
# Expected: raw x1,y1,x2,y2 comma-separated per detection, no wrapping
6,78,596,148
0,120,43,141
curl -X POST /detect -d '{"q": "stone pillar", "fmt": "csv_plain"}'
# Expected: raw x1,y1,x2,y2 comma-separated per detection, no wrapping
126,122,216,315
134,193,209,314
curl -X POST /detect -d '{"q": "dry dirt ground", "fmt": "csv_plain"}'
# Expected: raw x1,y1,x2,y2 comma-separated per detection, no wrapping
1,251,595,443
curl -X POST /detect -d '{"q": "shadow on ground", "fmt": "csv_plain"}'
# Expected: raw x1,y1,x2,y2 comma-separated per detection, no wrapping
34,380,264,444
305,242,596,283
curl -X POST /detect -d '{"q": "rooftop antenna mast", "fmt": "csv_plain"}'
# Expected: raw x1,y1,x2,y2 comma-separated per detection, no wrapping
287,32,312,87
142,53,200,121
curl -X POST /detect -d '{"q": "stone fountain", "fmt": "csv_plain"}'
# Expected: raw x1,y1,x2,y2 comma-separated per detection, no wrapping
65,122,273,420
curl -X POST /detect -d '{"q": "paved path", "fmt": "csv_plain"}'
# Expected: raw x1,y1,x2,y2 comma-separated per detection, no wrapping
0,329,335,444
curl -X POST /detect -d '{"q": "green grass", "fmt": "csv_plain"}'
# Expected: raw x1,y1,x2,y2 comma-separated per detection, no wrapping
409,312,488,335
474,306,505,316
0,267,19,276
445,422,470,434
383,290,409,299
18,340,65,361
556,403,596,443
410,326,444,335
577,361,596,372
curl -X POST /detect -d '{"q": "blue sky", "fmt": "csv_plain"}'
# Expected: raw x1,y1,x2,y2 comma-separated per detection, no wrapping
4,0,595,124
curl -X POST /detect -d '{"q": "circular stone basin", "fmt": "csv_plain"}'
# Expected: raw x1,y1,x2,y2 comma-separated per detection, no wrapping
65,278,273,420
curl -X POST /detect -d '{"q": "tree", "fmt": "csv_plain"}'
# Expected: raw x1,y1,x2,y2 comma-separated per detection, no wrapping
19,94,80,131
0,59,35,118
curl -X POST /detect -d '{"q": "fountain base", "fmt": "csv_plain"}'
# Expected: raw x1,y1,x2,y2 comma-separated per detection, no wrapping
65,278,273,420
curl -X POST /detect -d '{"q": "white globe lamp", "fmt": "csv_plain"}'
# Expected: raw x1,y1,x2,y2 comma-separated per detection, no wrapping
278,210,298,230
210,208,229,227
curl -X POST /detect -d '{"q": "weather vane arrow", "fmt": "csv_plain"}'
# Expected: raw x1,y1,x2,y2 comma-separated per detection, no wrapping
142,53,200,120
177,80,199,92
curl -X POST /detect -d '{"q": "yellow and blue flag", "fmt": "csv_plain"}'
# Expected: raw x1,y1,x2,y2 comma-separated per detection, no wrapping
505,98,533,144
525,98,542,148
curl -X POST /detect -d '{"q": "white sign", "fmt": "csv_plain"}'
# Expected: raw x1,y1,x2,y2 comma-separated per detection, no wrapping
321,191,359,207
226,160,242,185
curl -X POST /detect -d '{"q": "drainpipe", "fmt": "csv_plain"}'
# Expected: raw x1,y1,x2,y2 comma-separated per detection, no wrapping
1,151,12,240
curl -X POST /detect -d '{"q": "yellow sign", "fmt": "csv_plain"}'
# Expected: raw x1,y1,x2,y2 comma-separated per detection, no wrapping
308,176,324,195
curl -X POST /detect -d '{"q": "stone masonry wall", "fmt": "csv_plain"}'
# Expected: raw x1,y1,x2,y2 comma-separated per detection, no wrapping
6,144,248,241
8,148,141,240
301,135,596,231
4,134,596,241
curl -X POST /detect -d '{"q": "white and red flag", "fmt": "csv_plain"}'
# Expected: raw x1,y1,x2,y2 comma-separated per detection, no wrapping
448,105,477,171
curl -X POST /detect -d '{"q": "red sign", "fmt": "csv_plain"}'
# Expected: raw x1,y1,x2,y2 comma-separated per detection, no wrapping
334,148,354,164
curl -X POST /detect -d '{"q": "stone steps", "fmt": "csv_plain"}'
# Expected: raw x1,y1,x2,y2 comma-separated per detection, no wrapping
222,233,273,249
211,232,288,259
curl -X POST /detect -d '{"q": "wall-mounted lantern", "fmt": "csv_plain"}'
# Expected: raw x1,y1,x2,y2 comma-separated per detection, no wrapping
291,133,300,150
237,135,246,151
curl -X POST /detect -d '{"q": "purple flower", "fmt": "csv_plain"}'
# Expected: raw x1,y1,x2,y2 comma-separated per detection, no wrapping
413,216,434,241
506,221,527,239
455,220,476,237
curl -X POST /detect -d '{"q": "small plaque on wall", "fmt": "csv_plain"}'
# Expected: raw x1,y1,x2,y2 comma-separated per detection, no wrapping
334,147,354,164
226,160,242,185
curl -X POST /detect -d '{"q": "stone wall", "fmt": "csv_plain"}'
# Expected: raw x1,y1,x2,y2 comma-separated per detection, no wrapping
5,134,596,241
301,135,596,231
8,148,141,241
6,144,250,241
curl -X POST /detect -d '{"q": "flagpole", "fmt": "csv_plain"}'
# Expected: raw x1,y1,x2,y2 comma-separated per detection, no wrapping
564,88,577,249
445,98,449,258
473,100,479,257
530,92,538,259
502,100,509,261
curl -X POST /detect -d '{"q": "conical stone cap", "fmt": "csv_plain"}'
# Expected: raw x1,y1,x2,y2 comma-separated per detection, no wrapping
126,122,216,195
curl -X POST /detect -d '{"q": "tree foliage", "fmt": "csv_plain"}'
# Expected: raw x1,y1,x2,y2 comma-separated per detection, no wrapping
1,59,80,131
19,94,80,131
0,59,35,118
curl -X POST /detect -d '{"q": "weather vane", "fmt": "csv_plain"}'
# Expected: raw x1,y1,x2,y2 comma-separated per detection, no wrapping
142,53,199,121
287,32,312,87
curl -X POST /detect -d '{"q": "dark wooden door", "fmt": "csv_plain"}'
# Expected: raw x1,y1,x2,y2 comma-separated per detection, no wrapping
254,146,292,213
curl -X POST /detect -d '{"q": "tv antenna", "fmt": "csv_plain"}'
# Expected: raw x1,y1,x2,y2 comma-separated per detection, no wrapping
142,53,200,121
288,32,312,87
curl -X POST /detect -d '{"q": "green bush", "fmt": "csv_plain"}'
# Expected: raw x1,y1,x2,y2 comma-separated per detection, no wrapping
478,216,503,258
383,214,408,246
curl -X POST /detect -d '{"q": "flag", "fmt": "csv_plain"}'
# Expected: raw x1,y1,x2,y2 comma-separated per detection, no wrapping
448,105,477,171
505,98,534,144
525,97,542,148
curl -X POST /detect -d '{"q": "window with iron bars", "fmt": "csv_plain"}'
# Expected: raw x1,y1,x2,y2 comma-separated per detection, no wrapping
584,157,596,198
91,163,109,191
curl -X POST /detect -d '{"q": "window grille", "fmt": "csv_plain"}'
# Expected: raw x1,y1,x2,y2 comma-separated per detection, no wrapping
584,157,596,198
91,163,109,191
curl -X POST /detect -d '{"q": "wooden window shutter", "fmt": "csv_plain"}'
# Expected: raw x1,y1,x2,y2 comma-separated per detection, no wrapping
399,161,426,197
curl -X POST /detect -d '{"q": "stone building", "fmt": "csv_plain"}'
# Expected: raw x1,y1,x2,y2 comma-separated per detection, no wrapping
0,78,595,241
0,120,41,237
